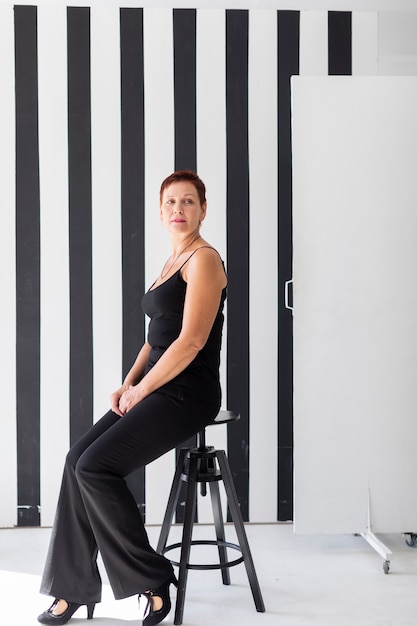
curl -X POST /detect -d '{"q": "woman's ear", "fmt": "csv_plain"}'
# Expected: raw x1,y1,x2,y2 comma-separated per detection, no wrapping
200,202,207,224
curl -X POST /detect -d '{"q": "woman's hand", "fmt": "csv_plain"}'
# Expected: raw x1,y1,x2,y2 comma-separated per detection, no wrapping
110,385,127,417
117,384,145,416
110,384,143,417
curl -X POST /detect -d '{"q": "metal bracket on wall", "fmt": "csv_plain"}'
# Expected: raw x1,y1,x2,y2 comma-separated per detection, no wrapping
284,278,293,313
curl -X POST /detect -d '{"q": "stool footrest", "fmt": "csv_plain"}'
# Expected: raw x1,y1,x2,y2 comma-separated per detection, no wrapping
162,539,244,570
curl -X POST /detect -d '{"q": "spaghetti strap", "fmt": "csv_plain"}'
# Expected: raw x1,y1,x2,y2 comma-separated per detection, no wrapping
177,245,220,271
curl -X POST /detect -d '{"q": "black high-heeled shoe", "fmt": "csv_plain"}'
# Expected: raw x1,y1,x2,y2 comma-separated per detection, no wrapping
141,575,178,626
37,599,95,625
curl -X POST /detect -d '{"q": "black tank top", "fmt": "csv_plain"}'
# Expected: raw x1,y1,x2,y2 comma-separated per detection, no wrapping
141,248,227,406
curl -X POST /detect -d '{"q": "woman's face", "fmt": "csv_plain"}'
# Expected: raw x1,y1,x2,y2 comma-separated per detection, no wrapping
160,181,206,233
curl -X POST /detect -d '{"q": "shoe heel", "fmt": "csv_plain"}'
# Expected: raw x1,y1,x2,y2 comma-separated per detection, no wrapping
87,603,95,619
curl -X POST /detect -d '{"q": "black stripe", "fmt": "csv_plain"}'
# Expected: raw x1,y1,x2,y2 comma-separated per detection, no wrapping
226,9,250,522
120,8,146,520
328,11,352,75
277,10,299,522
173,8,197,172
172,8,198,523
15,5,41,527
67,7,93,446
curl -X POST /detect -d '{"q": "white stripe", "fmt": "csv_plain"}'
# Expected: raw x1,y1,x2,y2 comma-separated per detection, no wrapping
0,4,17,528
352,12,378,75
248,10,278,523
144,8,175,286
196,8,228,522
38,4,70,526
299,10,328,75
91,6,123,419
143,8,176,525
196,10,227,262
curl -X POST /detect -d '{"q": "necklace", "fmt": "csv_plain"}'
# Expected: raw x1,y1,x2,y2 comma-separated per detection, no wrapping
160,234,201,279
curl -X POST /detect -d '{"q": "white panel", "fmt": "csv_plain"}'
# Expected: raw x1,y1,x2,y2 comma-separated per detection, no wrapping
352,12,378,75
292,76,417,534
91,6,123,419
38,4,70,526
299,11,328,76
248,10,278,523
143,8,176,525
0,4,17,528
378,11,417,76
196,9,228,523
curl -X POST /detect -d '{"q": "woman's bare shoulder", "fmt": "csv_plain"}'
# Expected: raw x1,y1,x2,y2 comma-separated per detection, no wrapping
183,244,226,284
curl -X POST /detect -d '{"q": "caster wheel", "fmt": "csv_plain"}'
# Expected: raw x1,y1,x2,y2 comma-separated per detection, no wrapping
383,561,390,574
405,534,417,548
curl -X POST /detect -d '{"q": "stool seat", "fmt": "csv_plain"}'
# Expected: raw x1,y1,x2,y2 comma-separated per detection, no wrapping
156,409,265,625
213,409,240,425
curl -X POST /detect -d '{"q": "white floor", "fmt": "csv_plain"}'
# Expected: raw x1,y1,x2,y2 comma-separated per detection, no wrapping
1,523,417,626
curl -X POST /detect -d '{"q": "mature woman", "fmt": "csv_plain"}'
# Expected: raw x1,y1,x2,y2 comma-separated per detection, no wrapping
38,170,227,626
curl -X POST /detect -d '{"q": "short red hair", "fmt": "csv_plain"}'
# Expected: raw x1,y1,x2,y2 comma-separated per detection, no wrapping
159,170,206,206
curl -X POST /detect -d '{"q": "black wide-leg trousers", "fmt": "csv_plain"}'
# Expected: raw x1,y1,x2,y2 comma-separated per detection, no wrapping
40,388,219,604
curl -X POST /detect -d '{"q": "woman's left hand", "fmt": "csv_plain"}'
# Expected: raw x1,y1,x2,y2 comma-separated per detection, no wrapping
118,384,144,415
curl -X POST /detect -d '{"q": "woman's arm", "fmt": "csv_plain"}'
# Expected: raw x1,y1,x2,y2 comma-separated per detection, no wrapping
118,248,226,415
123,342,152,386
110,341,152,416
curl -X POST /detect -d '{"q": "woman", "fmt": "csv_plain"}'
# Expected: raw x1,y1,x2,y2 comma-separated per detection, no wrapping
38,170,227,626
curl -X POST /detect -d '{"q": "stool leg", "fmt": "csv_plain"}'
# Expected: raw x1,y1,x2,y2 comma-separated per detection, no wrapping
199,457,208,497
174,452,199,625
216,450,266,613
198,429,208,497
157,448,188,554
209,480,231,585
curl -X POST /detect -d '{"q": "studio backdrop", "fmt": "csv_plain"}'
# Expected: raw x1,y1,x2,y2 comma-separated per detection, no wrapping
0,4,377,527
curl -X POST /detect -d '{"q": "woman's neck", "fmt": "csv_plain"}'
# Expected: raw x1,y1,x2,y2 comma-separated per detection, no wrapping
170,232,201,257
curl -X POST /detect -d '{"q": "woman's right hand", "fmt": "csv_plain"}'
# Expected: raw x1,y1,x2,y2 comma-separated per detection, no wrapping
110,385,129,417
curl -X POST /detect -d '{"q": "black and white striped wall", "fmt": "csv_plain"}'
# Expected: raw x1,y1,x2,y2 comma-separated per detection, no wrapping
0,3,377,528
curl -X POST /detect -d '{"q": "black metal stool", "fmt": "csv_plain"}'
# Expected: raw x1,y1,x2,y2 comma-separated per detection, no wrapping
156,410,266,624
